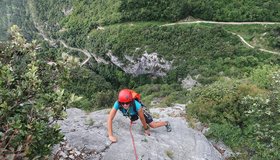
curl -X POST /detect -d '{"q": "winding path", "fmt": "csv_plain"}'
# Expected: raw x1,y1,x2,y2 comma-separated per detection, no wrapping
34,24,109,66
35,18,280,58
163,20,280,55
59,40,109,65
163,21,280,26
27,0,108,66
28,0,280,61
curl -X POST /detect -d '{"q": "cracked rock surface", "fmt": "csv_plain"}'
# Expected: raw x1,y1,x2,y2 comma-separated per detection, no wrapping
52,105,223,160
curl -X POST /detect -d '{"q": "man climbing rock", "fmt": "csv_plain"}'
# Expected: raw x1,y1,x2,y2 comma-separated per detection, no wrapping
107,89,172,143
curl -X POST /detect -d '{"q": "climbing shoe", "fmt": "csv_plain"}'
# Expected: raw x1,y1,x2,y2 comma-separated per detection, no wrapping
165,121,172,132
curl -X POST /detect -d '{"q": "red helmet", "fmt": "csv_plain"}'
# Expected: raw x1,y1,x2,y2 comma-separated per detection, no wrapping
118,89,132,103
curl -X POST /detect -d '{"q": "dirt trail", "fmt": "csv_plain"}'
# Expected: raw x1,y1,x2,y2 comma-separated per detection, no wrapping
28,1,280,60
163,20,280,55
163,21,280,26
27,0,108,66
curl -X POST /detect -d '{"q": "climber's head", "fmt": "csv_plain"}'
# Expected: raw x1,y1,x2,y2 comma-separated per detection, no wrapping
118,89,132,109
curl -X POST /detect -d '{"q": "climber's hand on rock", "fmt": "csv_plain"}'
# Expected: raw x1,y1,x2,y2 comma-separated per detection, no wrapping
109,135,117,143
144,129,150,136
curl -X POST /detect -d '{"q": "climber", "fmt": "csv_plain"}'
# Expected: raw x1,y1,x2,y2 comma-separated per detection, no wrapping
107,89,172,143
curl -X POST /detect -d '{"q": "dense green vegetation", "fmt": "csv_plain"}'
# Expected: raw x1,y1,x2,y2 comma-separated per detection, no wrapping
56,22,280,113
0,0,36,41
0,26,81,159
28,0,280,46
31,0,189,47
188,0,280,22
32,0,188,26
30,0,280,29
1,0,280,159
267,27,280,49
222,24,280,51
135,83,188,107
119,0,188,22
2,0,280,41
187,66,280,159
86,23,280,83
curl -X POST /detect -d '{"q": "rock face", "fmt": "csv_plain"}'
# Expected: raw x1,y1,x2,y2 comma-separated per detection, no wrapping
107,51,172,76
52,105,223,160
181,75,200,90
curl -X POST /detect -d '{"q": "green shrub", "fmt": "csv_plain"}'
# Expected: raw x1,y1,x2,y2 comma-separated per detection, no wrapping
188,72,280,159
250,65,278,89
0,26,80,159
93,90,117,110
188,78,267,124
188,0,280,22
135,83,187,107
71,97,92,111
120,0,189,22
240,94,280,159
267,27,280,49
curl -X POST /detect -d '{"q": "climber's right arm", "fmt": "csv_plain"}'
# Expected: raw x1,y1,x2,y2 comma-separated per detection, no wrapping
107,108,118,143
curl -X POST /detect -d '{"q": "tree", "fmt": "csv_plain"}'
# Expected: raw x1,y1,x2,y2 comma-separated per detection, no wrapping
0,25,81,159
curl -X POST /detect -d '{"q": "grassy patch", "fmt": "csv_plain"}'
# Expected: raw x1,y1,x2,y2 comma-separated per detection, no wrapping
165,149,174,159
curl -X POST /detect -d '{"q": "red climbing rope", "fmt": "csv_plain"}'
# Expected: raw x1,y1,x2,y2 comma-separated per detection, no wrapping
130,121,138,160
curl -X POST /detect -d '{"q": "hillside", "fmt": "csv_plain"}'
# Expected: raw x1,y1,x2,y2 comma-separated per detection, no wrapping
0,0,36,41
1,0,280,159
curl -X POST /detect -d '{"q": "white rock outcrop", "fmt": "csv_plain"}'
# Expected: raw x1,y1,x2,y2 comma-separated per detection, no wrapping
107,51,172,76
52,105,223,160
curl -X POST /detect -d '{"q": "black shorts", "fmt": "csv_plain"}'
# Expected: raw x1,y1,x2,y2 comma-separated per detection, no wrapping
130,110,153,124
143,110,153,124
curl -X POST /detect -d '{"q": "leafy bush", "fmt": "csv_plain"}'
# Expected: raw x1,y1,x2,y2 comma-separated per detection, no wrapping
188,71,280,159
93,90,117,110
250,65,278,89
188,0,280,22
135,83,187,107
0,26,80,159
0,0,36,41
240,94,280,159
267,27,280,49
120,0,189,22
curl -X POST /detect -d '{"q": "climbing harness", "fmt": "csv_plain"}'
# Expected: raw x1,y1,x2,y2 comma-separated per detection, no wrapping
129,121,138,160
